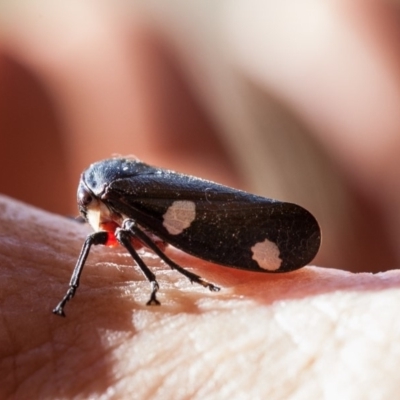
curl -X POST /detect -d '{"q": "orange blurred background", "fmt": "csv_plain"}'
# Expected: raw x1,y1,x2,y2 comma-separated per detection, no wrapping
2,0,400,273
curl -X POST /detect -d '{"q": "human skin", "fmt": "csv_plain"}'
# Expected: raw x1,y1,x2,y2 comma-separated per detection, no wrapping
1,196,400,399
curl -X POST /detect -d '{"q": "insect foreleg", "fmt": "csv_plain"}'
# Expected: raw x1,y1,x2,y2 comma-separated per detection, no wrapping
53,231,109,317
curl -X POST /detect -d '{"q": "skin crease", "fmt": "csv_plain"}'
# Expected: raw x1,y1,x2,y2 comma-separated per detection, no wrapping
1,0,400,398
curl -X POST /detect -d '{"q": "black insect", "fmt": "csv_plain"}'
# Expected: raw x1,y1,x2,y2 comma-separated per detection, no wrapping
53,156,321,316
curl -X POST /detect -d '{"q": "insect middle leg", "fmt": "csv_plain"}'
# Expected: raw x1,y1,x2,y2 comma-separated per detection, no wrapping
122,219,220,293
116,228,160,305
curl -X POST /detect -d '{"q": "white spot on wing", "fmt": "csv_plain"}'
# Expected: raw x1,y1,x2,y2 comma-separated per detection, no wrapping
163,201,196,235
251,239,282,271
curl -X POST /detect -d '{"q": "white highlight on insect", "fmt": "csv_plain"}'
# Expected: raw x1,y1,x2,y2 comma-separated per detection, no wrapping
86,201,115,231
86,208,101,231
251,239,282,271
163,201,196,235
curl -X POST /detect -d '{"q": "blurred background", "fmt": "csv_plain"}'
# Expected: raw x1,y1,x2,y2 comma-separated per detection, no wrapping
1,0,400,273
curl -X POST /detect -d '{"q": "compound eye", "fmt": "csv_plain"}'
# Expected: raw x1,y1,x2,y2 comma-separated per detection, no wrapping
77,184,93,208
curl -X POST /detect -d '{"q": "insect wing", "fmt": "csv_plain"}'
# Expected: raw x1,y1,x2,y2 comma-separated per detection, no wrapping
103,171,321,272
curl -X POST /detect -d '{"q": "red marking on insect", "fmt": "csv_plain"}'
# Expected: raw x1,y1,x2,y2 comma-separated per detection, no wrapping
100,222,119,247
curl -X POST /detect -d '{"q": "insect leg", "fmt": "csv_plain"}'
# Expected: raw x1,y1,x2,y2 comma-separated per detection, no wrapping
53,231,109,317
123,220,220,293
115,228,161,306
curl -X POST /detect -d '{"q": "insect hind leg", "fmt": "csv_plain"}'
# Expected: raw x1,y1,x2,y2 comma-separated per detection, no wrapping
123,220,220,293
